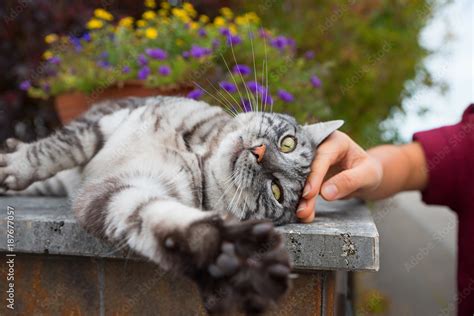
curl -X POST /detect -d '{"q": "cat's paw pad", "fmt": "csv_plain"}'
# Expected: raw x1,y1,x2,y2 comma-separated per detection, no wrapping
198,220,291,314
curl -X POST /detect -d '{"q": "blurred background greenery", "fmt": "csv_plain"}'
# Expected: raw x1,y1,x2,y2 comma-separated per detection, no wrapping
0,0,447,147
236,0,448,146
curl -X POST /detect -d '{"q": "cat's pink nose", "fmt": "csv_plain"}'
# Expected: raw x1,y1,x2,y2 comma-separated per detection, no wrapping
251,144,266,163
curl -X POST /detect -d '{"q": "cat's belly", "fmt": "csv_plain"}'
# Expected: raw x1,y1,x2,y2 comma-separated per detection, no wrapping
82,127,203,208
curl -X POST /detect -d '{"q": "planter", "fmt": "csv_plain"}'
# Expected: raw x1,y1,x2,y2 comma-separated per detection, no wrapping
55,82,194,124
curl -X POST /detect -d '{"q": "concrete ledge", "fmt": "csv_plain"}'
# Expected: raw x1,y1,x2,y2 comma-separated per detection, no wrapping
0,197,379,271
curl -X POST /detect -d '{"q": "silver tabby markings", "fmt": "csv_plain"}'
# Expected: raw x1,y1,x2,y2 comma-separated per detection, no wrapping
0,96,343,314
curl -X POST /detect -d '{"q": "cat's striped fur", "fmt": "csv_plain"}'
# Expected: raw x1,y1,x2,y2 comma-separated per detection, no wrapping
0,96,342,314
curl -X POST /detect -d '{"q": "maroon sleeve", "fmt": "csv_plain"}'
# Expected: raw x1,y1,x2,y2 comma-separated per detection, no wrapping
412,104,474,213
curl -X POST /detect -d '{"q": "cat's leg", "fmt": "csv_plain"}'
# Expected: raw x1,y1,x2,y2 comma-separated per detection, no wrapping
0,121,101,191
74,174,291,314
0,98,144,192
4,168,81,196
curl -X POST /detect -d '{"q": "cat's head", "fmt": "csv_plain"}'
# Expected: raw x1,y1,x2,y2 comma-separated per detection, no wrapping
213,112,343,225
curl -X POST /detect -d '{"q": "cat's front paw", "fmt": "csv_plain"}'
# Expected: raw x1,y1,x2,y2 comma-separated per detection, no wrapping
0,138,33,192
191,219,291,314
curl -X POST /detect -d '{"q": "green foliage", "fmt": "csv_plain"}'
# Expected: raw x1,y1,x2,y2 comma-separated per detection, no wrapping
237,0,447,145
27,3,328,120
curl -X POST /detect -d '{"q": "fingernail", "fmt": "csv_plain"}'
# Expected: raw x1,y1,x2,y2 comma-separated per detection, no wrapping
296,202,306,213
302,183,311,197
322,184,338,199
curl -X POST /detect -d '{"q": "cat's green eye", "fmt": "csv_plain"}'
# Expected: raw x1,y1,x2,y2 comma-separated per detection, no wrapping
280,136,296,153
271,182,283,203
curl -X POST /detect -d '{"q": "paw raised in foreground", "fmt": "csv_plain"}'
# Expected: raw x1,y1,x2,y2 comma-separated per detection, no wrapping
0,96,342,313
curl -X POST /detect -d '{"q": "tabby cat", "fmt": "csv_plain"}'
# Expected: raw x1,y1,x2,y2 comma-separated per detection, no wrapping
0,96,342,314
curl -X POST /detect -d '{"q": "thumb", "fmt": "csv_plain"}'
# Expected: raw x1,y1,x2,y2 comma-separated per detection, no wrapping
320,166,366,200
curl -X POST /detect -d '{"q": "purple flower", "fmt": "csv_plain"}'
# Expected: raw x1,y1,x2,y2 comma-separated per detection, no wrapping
241,99,252,112
198,28,207,37
48,56,61,65
310,75,322,88
233,64,251,76
19,80,31,91
270,36,288,50
189,45,212,58
246,81,259,93
146,48,168,60
227,34,241,46
122,66,130,73
138,54,148,66
219,81,237,93
259,28,271,39
246,81,266,95
277,89,294,103
158,65,171,76
187,89,203,100
220,27,231,36
82,32,91,42
304,50,315,60
70,36,82,52
97,60,110,68
212,39,220,50
137,66,150,80
286,38,296,48
182,51,190,59
42,83,50,92
261,91,273,106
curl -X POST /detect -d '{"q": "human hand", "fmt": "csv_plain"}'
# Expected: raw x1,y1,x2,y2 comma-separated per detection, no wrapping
296,131,383,223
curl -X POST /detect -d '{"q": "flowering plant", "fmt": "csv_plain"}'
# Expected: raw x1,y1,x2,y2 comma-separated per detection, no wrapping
24,1,328,116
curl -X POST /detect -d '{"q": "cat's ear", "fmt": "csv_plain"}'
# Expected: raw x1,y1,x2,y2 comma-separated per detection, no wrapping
303,120,344,146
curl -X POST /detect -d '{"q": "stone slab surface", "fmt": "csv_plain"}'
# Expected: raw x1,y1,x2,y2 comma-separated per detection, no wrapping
0,197,379,271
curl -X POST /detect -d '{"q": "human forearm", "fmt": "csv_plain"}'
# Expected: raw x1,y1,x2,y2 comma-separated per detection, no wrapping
356,143,428,200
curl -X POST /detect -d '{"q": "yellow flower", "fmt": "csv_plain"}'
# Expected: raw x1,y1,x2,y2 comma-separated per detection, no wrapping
94,8,113,21
43,50,53,60
137,19,147,27
172,8,190,23
118,17,134,28
219,7,233,19
199,15,209,24
86,18,104,29
235,15,248,26
214,16,225,27
159,9,168,17
176,39,184,47
161,1,170,9
143,10,156,20
161,17,170,24
246,12,260,23
229,24,237,35
189,22,199,30
145,0,156,8
183,3,197,17
44,33,58,44
145,27,158,39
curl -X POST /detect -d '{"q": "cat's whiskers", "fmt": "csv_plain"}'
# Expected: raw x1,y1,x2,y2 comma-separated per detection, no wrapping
192,81,238,117
228,36,256,112
263,36,271,113
219,53,248,113
205,79,240,115
248,28,260,113
214,170,239,207
227,169,243,215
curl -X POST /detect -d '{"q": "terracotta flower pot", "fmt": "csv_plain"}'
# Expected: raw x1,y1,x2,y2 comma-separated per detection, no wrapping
54,82,194,124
